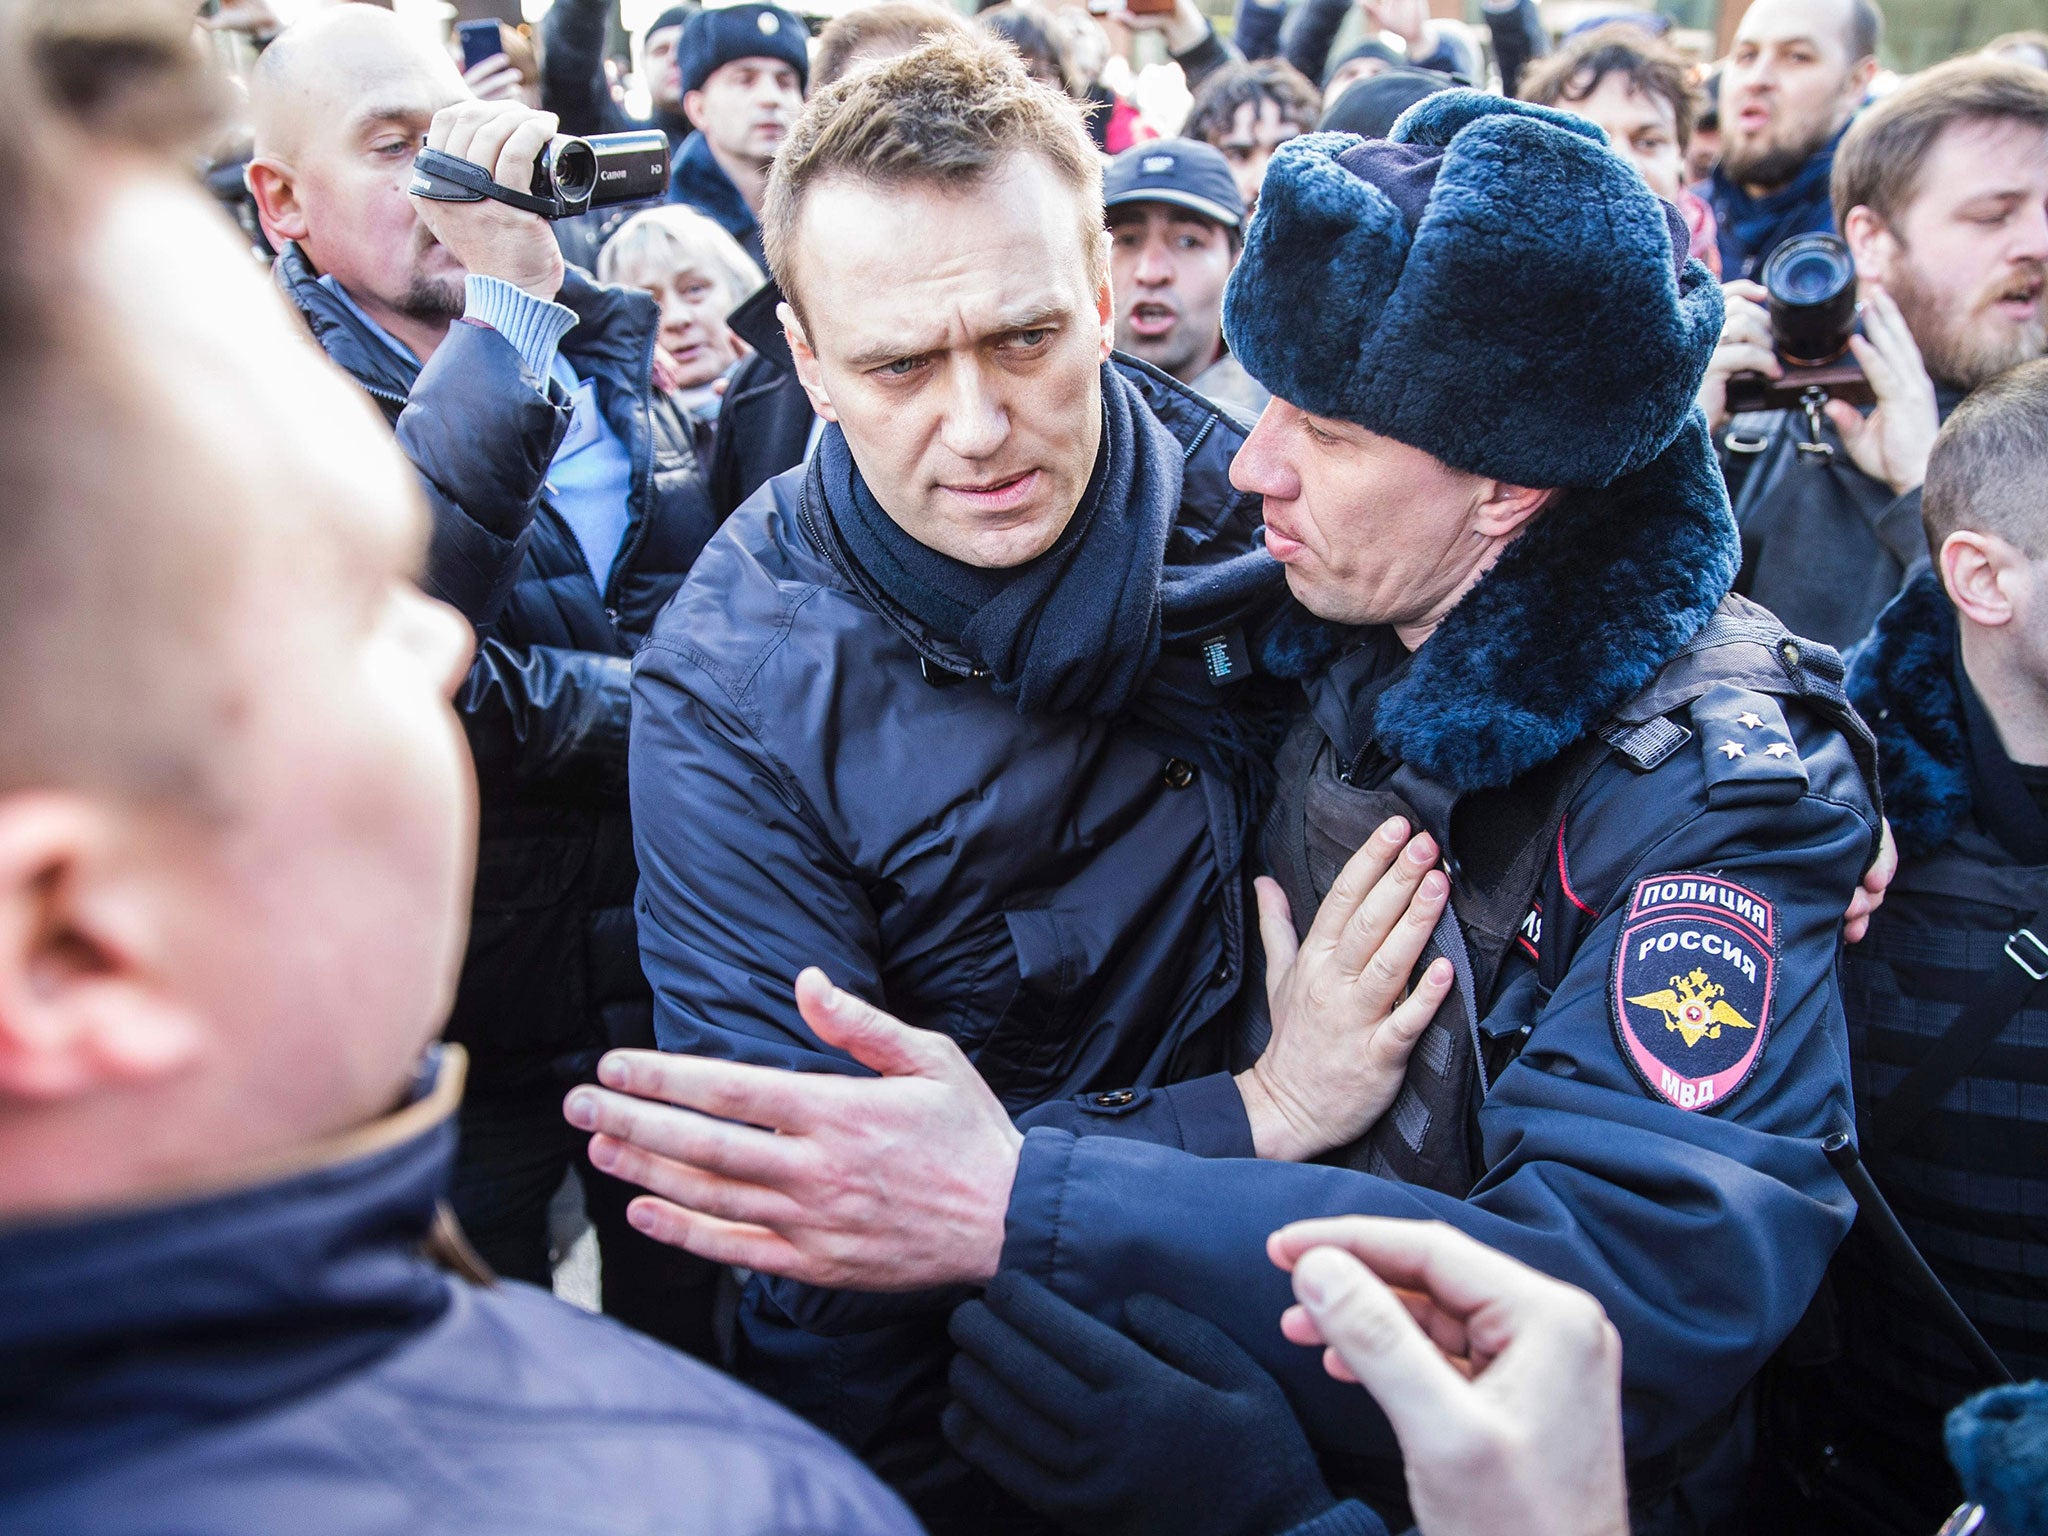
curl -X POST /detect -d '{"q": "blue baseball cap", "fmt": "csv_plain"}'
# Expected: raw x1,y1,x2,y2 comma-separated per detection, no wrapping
1103,138,1243,230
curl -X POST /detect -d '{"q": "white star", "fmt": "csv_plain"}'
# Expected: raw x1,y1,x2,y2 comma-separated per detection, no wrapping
1719,741,1747,759
1736,711,1766,730
1764,742,1794,758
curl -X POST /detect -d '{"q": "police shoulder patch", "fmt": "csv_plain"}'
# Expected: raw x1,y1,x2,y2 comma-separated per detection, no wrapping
1609,872,1777,1112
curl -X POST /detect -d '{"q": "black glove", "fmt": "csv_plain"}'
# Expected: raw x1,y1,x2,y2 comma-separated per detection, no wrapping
944,1271,1352,1536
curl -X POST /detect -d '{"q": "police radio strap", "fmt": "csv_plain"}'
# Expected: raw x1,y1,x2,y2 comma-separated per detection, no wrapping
1864,911,2048,1161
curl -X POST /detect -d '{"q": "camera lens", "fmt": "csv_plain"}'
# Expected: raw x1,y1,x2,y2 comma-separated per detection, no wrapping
1762,234,1858,367
536,136,598,210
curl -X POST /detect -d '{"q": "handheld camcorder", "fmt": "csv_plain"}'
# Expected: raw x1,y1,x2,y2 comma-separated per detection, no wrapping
1725,234,1875,417
408,129,670,221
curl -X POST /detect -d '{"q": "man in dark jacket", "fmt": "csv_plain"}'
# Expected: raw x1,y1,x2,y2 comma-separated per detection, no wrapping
0,23,913,1533
622,35,1451,1525
1706,0,1877,281
244,5,723,1353
665,2,808,270
1707,58,2048,652
1817,359,2048,1529
542,1,694,150
576,92,1884,1534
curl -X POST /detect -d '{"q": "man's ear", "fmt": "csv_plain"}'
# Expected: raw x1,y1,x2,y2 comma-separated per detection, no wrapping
1095,235,1115,361
0,794,204,1104
1842,204,1897,286
781,300,838,422
1847,52,1881,105
1473,482,1556,542
1941,529,2018,628
244,156,308,250
683,89,709,135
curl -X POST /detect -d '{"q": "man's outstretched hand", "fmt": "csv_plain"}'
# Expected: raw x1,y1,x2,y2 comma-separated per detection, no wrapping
563,968,1022,1290
1269,1218,1629,1536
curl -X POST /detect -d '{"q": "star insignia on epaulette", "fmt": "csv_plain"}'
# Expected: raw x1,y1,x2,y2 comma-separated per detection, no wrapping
1736,712,1766,730
1764,742,1794,758
1719,741,1746,759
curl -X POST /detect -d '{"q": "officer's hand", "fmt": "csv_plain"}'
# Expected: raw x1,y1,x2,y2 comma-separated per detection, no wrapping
1698,279,1776,431
1824,285,1939,497
563,968,1022,1289
1238,816,1453,1162
945,1275,1355,1536
1269,1218,1629,1536
409,99,565,302
1843,816,1897,944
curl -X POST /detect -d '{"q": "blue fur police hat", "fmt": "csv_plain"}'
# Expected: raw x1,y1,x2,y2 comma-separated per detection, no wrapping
677,3,809,98
1222,91,1724,489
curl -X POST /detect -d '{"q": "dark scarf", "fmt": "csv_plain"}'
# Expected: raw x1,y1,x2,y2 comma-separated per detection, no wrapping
808,361,1331,837
1710,123,1846,281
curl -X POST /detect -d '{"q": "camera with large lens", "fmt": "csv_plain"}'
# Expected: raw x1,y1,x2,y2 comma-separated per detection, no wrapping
1725,234,1875,414
408,129,670,221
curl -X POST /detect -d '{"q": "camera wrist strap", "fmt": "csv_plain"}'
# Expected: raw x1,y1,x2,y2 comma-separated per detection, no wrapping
407,147,556,219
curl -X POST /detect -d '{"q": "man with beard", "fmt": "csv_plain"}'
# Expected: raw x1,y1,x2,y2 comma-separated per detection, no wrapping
1106,138,1268,416
245,3,729,1357
543,3,695,154
1706,0,1879,281
1707,58,2048,651
665,3,808,270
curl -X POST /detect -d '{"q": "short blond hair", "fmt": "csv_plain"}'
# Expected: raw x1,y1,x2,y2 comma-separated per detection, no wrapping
596,204,764,310
761,32,1104,323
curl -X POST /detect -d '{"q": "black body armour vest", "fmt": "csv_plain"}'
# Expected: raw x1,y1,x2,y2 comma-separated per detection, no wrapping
1243,596,1878,1194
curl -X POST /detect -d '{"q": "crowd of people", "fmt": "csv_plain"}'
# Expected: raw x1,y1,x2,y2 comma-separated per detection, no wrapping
2,0,2047,1533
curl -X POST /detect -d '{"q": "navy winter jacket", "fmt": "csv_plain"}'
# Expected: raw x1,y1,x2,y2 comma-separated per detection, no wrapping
278,249,726,1079
0,1050,921,1536
630,359,1265,1500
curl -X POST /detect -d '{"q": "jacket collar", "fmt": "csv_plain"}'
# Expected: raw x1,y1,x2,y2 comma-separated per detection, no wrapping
1330,414,1739,794
0,1049,467,1486
1848,568,1972,857
669,131,759,249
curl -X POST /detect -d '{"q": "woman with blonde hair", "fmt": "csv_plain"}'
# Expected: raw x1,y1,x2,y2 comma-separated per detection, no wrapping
599,204,763,436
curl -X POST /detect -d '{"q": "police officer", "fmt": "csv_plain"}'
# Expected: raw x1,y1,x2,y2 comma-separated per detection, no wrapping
567,93,1883,1533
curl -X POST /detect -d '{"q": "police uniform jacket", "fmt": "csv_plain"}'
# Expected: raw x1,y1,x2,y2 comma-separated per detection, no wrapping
991,423,1881,1521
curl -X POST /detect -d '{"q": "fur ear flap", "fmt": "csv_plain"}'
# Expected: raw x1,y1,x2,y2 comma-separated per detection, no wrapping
1223,133,1412,426
1391,88,1610,149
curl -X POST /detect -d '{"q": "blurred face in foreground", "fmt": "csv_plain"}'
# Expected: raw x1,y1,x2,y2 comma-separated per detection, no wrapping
782,150,1114,569
0,166,476,1218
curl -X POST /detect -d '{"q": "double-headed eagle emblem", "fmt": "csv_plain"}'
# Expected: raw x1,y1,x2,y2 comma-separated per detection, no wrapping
1626,967,1755,1048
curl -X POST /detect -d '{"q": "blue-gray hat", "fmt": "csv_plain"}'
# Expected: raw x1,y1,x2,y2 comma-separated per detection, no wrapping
1103,138,1243,230
678,4,809,98
1222,91,1724,489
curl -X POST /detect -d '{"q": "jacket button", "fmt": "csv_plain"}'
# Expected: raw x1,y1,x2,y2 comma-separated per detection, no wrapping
1214,960,1235,985
1163,758,1197,789
605,606,620,622
1094,1089,1137,1108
